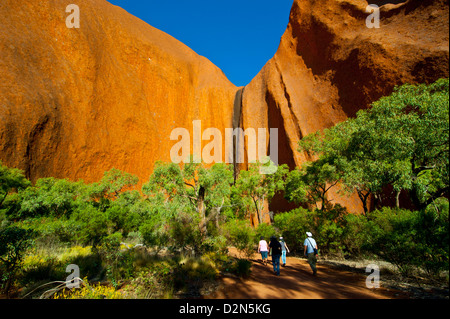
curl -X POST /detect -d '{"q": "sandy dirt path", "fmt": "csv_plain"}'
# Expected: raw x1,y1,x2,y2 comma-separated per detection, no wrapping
206,252,408,299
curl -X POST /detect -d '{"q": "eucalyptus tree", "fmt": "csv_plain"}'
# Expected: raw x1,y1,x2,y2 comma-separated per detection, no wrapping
297,79,449,213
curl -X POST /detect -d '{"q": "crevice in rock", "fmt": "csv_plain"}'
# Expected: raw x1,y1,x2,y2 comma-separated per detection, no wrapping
232,87,244,184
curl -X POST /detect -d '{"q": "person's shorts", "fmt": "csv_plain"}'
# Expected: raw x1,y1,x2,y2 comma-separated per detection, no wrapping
261,251,268,259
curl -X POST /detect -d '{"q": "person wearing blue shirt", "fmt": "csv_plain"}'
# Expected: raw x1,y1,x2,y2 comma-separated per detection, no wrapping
303,232,318,276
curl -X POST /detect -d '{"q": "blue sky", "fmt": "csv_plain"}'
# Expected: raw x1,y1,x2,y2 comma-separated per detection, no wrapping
107,0,294,86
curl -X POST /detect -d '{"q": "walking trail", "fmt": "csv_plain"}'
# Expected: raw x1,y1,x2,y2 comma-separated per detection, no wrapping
206,249,409,299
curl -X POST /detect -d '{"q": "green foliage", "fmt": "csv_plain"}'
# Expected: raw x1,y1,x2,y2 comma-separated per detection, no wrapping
298,79,449,213
97,232,126,286
255,223,277,243
341,213,368,256
139,219,169,253
363,207,449,277
228,258,252,278
284,168,308,204
224,220,255,258
142,161,234,241
317,205,349,255
71,205,109,247
87,168,139,212
418,201,449,275
168,212,203,253
285,160,339,210
0,162,30,211
0,226,35,294
18,178,84,219
26,217,82,247
106,191,146,237
273,206,348,255
200,235,228,255
273,208,315,253
235,161,289,223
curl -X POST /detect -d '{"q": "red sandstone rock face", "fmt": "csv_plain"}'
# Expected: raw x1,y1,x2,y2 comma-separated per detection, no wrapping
240,0,449,212
0,0,448,213
0,0,237,184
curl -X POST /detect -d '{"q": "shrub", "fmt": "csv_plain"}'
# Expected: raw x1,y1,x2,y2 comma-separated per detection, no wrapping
341,213,368,257
362,207,449,277
363,208,421,275
106,205,143,237
169,213,203,253
230,258,252,278
54,279,123,299
315,219,345,256
200,235,228,255
20,255,65,289
71,205,109,247
273,208,315,253
0,226,35,295
177,256,219,282
314,205,349,256
255,223,277,243
124,259,178,299
224,220,255,258
26,218,82,248
414,204,449,276
140,219,170,253
97,232,126,286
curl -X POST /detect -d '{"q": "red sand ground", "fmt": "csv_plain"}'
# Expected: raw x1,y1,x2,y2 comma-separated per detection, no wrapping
207,251,409,299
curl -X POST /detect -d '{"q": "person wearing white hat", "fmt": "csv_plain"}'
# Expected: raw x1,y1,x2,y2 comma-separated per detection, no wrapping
304,232,318,275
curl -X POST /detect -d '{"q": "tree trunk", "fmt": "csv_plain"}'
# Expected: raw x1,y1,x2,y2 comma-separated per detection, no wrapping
0,193,8,209
395,190,401,208
198,186,207,237
357,190,370,216
253,198,262,225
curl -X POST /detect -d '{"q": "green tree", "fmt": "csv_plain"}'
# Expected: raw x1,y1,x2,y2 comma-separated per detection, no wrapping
141,162,188,250
0,226,35,295
106,190,147,236
142,160,234,248
224,219,255,258
88,168,139,211
19,178,84,218
285,159,339,211
140,162,233,253
273,208,315,253
299,79,449,213
0,162,30,210
71,205,109,247
183,162,234,236
235,161,289,224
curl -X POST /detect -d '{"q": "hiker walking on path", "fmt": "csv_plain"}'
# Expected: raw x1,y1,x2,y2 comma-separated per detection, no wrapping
258,236,269,265
280,237,290,267
304,232,318,276
269,236,282,276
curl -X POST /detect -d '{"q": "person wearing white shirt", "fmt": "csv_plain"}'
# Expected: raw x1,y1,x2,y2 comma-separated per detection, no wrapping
258,237,269,265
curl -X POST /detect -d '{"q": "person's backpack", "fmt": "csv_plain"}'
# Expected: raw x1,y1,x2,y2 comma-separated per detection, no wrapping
270,241,282,256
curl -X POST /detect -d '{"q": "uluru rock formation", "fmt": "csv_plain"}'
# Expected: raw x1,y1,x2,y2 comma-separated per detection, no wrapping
239,0,449,212
0,0,237,184
1,0,448,213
